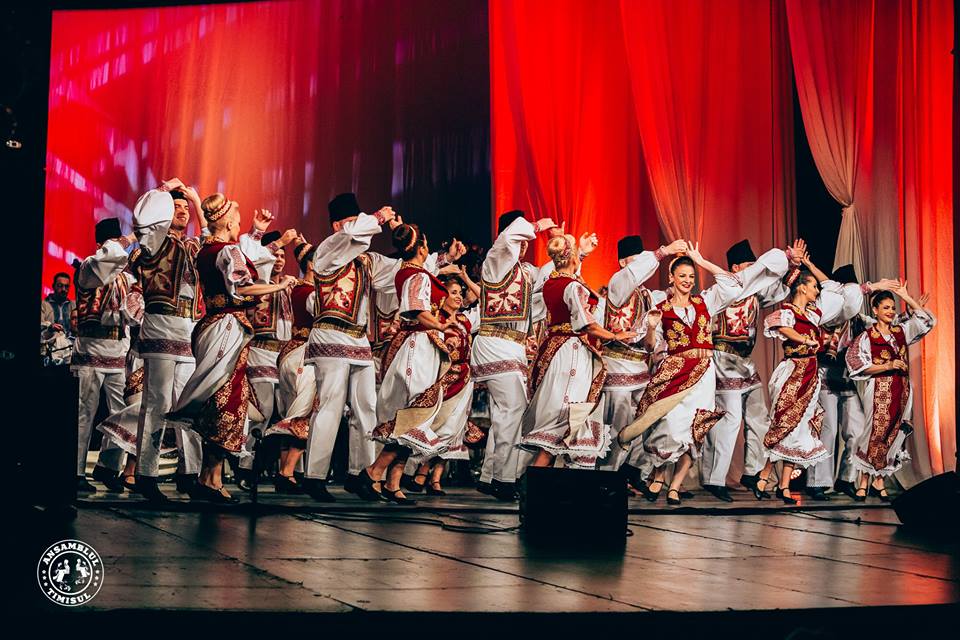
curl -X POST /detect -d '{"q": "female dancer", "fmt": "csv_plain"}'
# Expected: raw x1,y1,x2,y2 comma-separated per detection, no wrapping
846,283,935,501
519,233,634,470
755,254,877,503
361,223,452,504
168,193,296,503
263,240,319,494
402,268,481,495
621,244,749,505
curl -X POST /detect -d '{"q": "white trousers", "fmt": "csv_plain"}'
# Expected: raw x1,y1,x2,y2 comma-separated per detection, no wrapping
135,357,203,477
701,387,770,486
76,368,126,475
478,373,527,484
303,359,376,480
598,387,646,472
239,380,276,470
809,388,866,487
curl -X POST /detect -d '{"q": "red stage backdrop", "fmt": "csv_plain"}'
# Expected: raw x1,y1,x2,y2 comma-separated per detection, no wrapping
43,0,490,296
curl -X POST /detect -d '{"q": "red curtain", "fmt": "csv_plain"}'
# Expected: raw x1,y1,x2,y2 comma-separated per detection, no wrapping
43,0,490,296
619,0,796,277
490,0,661,286
786,0,955,478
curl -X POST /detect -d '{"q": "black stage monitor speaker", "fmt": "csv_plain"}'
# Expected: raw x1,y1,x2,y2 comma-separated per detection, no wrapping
892,471,960,531
519,467,627,543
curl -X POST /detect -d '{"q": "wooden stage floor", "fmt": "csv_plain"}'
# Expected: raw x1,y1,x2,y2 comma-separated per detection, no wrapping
16,483,959,631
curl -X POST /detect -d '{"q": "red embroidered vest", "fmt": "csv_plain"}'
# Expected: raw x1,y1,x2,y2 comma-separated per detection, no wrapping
247,288,288,338
480,261,531,324
395,265,447,329
781,303,822,358
290,282,314,337
130,235,204,320
543,273,597,332
313,255,370,328
867,326,908,375
195,241,257,314
658,296,713,355
440,309,473,366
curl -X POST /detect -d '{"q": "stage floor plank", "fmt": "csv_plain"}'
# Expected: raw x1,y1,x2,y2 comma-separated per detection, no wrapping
22,491,960,616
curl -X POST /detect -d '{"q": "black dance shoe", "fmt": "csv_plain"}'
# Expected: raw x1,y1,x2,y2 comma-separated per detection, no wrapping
475,481,495,496
343,473,359,494
381,486,417,505
666,488,682,506
91,466,125,493
853,488,867,502
76,477,97,494
703,484,734,503
175,473,199,494
401,474,427,494
641,480,665,502
354,469,384,502
303,479,336,502
193,483,240,504
869,485,891,503
274,474,305,495
134,476,170,503
491,479,518,502
834,480,857,499
752,476,772,500
740,473,759,490
426,482,447,496
776,488,798,505
805,487,832,501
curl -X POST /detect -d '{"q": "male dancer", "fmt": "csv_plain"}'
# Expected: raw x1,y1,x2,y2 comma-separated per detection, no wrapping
471,210,556,501
73,218,139,492
303,193,402,502
130,179,207,502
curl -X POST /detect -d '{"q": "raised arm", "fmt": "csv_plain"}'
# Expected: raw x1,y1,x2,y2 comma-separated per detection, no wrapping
76,234,137,290
312,209,394,275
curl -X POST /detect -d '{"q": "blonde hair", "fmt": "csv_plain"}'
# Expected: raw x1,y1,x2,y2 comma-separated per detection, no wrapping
201,192,234,229
547,234,575,268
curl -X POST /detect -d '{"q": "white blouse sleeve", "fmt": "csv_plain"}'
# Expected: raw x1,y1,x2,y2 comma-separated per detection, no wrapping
733,248,790,302
701,271,745,316
305,291,317,317
399,272,431,318
120,273,143,326
216,245,255,301
564,282,596,332
312,212,382,276
368,251,402,293
76,238,131,290
530,259,556,324
607,251,659,307
763,307,796,340
465,305,481,332
816,280,851,327
481,217,537,282
239,230,276,284
898,309,936,345
845,332,873,380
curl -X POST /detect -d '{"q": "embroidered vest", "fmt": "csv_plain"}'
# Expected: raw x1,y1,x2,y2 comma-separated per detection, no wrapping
868,326,907,374
290,282,314,337
604,287,652,335
312,255,371,328
74,270,129,341
781,303,822,359
131,235,204,320
247,287,287,338
395,265,447,329
370,303,398,348
480,261,531,324
542,273,597,332
195,241,257,314
658,296,713,355
440,309,473,366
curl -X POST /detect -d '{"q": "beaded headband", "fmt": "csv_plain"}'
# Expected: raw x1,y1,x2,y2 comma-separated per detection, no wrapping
205,198,233,223
403,226,419,253
295,242,314,264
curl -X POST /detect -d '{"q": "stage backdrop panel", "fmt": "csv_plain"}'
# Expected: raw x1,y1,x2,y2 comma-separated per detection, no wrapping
43,0,490,296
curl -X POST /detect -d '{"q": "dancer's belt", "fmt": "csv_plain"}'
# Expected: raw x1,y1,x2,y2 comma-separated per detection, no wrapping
602,342,649,363
291,327,310,339
785,352,817,360
478,324,527,345
669,348,714,359
546,322,578,337
313,318,367,339
76,323,122,341
714,340,755,358
146,298,195,318
205,293,256,313
251,337,283,352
